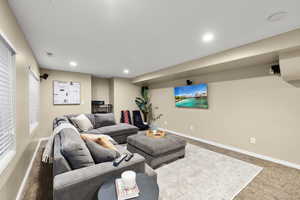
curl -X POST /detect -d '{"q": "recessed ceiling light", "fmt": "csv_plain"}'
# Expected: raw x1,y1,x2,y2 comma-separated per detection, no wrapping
267,11,288,22
69,61,78,67
202,32,214,43
123,69,130,74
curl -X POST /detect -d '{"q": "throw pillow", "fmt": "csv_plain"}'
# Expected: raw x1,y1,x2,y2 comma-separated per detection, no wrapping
84,139,119,163
94,113,116,128
70,114,93,132
65,114,81,131
60,128,95,169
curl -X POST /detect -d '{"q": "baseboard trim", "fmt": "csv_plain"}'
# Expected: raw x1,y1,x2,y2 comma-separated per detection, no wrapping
15,137,48,200
159,128,300,170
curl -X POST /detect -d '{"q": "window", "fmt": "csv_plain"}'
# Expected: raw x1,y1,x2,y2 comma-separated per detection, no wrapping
28,68,39,133
0,34,16,174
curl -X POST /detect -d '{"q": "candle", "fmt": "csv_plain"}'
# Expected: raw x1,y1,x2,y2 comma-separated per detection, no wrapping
121,171,136,189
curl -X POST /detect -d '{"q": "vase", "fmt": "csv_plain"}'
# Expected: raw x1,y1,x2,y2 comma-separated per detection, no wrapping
149,124,158,131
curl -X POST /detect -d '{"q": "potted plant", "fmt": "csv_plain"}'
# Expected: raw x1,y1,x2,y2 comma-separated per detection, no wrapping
135,86,163,130
135,86,151,123
148,112,163,131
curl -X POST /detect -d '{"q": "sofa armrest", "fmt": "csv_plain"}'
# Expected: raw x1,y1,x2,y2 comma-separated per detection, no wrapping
53,153,145,200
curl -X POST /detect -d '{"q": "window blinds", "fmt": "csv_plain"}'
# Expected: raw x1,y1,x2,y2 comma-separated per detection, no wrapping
29,68,39,133
0,36,16,171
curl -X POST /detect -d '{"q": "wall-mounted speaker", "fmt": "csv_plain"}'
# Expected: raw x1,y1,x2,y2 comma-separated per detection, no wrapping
270,64,281,75
40,73,49,80
186,80,193,85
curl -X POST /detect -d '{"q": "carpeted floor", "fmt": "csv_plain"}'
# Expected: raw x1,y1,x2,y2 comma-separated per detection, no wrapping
21,138,300,200
157,144,262,200
22,141,53,200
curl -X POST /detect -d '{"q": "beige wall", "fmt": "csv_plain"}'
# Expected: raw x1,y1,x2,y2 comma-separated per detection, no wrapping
40,73,139,137
112,78,141,122
91,77,139,122
150,65,300,165
0,0,41,199
109,78,114,108
40,69,92,137
280,50,300,82
91,77,110,103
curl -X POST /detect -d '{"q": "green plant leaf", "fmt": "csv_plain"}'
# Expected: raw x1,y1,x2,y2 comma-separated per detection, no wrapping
135,97,145,103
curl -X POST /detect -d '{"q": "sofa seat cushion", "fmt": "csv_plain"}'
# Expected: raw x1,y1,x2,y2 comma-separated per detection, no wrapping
127,132,186,157
60,128,95,169
88,123,138,137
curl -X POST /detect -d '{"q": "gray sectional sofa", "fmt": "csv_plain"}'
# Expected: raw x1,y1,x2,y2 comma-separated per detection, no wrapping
53,113,139,143
52,114,157,200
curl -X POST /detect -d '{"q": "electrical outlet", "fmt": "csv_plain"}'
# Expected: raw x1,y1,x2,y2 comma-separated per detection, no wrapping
250,137,256,144
164,121,168,125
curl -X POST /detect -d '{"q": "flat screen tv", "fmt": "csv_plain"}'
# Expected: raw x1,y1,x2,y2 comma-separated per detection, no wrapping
174,83,208,109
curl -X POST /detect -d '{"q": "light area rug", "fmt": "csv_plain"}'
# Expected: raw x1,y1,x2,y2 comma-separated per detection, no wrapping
156,144,262,200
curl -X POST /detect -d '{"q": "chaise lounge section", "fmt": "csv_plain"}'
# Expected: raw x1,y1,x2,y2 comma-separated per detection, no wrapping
53,113,138,144
86,123,138,144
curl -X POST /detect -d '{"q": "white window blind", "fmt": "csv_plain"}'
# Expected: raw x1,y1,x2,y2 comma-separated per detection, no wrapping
29,68,39,133
0,35,16,174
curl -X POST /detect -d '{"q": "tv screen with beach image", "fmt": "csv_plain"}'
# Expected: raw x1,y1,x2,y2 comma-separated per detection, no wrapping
174,83,208,109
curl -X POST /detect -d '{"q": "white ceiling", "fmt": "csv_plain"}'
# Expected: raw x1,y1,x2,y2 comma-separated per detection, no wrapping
8,0,300,78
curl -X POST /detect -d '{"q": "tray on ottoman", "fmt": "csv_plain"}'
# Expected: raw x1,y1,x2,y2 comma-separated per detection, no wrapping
127,131,186,168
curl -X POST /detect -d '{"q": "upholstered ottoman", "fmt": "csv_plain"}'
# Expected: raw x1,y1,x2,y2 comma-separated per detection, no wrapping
127,131,186,168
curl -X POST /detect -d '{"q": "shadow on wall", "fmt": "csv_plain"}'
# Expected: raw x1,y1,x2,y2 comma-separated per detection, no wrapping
150,65,272,89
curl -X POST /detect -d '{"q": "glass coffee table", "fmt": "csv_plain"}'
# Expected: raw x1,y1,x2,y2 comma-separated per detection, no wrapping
97,173,159,200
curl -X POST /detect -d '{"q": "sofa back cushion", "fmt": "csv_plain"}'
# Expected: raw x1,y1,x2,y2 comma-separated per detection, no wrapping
70,114,93,132
60,128,95,169
94,113,116,128
84,139,119,163
53,134,72,176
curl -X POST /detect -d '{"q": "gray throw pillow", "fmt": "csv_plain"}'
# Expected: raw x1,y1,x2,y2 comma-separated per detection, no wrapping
65,114,95,131
70,114,93,132
60,128,95,169
65,114,81,131
84,139,120,163
94,113,116,128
